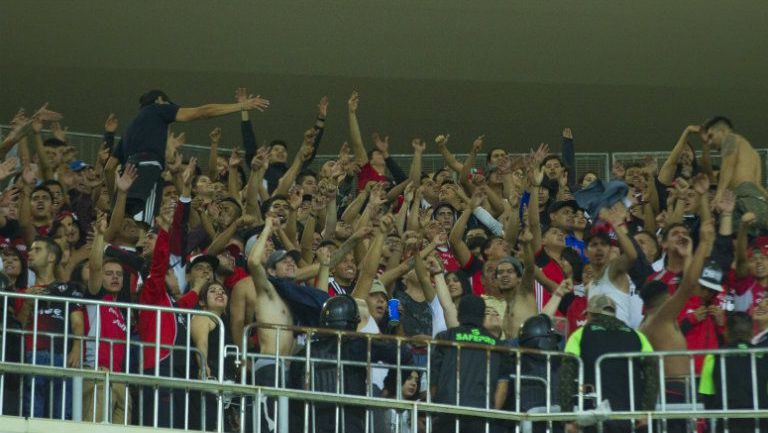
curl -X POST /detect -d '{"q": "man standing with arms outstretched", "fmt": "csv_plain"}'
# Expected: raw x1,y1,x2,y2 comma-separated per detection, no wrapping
108,89,270,223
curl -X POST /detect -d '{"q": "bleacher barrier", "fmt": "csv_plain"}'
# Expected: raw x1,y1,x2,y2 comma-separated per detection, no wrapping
0,292,765,432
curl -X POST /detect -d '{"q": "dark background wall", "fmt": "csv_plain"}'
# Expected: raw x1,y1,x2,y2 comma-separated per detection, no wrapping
1,0,766,154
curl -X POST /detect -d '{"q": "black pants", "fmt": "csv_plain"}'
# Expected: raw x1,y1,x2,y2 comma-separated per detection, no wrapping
125,154,163,225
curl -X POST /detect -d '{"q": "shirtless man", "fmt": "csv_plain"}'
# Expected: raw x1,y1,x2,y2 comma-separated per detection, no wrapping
702,117,768,234
584,203,642,328
639,219,713,421
498,226,537,338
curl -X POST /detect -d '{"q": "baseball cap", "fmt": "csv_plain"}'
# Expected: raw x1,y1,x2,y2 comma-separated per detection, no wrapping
698,259,724,292
369,279,389,298
266,250,301,269
187,254,219,273
748,236,768,258
497,256,524,277
586,294,616,316
68,160,91,172
547,200,579,215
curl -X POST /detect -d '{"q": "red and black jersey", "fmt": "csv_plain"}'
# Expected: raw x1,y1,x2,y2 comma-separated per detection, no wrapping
15,282,84,353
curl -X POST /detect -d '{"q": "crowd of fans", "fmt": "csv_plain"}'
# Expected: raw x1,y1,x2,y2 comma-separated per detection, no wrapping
0,88,766,433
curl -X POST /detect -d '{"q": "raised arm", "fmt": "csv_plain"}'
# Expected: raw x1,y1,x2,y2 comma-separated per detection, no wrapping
458,135,483,192
600,204,639,279
449,193,483,267
435,134,463,173
272,131,315,197
104,164,138,243
408,138,425,188
207,128,221,180
247,217,278,298
351,216,389,299
175,95,269,122
658,125,699,185
87,216,108,295
656,220,714,323
347,91,367,165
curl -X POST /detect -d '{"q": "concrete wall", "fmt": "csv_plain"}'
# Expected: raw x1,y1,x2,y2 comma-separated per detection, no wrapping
1,0,767,154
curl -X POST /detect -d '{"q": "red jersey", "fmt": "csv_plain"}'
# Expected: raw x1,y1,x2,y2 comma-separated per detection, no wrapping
356,163,388,191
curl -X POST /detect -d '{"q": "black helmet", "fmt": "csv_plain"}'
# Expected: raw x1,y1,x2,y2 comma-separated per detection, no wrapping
518,314,561,351
0,272,10,292
320,295,360,331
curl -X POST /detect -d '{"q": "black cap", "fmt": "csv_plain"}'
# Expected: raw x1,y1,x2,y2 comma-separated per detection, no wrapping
266,250,301,269
547,200,579,215
187,254,219,273
699,259,724,292
458,295,486,327
139,89,172,108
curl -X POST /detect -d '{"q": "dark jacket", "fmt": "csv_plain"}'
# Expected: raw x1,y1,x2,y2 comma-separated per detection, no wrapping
559,315,658,412
431,325,511,408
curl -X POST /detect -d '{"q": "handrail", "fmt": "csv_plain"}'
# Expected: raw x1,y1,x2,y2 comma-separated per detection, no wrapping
0,362,765,424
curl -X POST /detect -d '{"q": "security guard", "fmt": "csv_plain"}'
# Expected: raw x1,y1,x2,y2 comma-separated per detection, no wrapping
559,294,659,433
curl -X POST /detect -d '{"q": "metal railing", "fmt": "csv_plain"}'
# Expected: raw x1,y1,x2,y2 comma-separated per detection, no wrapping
595,347,768,433
0,290,226,430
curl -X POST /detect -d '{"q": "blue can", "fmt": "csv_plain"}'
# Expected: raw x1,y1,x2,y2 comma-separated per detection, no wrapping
388,298,401,326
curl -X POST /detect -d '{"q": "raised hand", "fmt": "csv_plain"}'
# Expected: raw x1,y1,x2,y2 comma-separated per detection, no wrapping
347,91,359,114
104,113,119,133
182,157,198,189
425,254,444,275
21,163,38,186
741,212,757,227
240,94,270,112
555,278,574,297
372,132,390,157
599,202,628,227
531,143,550,164
562,128,573,140
235,87,249,103
32,102,63,122
0,157,19,181
716,189,736,214
435,134,450,147
167,131,186,154
237,214,257,228
115,164,138,192
287,185,304,210
412,138,426,154
166,152,182,173
9,108,27,128
209,127,222,144
229,148,243,168
685,124,701,135
50,121,68,142
338,141,352,162
692,173,710,195
317,96,329,118
317,246,332,267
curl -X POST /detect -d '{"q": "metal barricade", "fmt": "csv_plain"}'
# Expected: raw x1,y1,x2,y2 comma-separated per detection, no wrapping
595,347,768,433
0,291,226,431
237,321,583,433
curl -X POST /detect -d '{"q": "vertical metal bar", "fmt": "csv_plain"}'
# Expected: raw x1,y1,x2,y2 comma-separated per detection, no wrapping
304,330,312,433
484,347,490,433
628,358,636,412
0,295,8,415
256,386,262,433
689,355,697,409
103,371,110,423
545,353,551,414
185,312,191,431
216,315,225,433
123,307,131,425
720,354,729,433
62,302,70,420
30,298,39,418
658,356,666,433
365,335,372,433
595,357,603,408
335,331,342,433
153,308,161,428
455,344,460,433
426,341,432,433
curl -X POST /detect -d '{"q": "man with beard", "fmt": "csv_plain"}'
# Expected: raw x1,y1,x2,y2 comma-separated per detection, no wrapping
731,213,767,312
